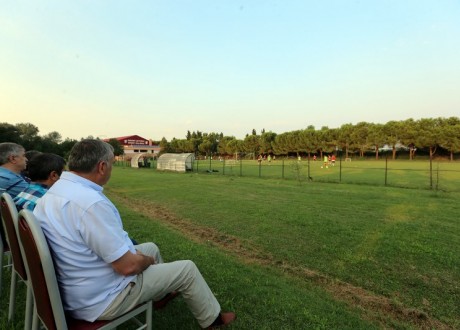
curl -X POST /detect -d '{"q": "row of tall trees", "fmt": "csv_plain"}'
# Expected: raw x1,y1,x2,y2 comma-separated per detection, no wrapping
0,122,76,157
2,117,460,161
160,117,460,161
0,122,124,158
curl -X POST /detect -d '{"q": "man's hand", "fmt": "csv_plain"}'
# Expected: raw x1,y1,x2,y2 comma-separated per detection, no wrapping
111,250,154,276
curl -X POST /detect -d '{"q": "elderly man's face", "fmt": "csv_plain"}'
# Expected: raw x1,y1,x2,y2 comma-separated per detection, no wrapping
10,149,27,172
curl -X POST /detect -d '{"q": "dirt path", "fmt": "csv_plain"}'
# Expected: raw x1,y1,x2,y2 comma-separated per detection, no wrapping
109,192,451,330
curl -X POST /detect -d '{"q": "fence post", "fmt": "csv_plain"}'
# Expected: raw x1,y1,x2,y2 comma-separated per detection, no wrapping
282,159,285,179
385,153,388,186
339,153,342,182
436,162,439,190
429,156,433,189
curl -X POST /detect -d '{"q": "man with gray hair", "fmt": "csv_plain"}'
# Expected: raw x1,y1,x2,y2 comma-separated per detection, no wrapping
0,142,29,198
34,139,235,329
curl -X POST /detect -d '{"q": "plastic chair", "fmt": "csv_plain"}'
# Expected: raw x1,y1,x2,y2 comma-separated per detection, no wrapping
0,188,13,304
0,206,12,302
17,209,153,330
0,192,34,329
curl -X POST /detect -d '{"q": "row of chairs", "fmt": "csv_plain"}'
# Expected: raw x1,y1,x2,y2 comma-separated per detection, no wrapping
1,192,153,330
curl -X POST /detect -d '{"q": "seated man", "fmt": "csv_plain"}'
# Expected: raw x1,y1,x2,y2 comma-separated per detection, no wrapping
33,139,235,329
14,153,65,211
0,142,29,198
21,150,42,183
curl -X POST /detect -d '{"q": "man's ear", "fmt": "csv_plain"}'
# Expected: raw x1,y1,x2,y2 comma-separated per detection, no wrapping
98,161,107,175
49,171,60,182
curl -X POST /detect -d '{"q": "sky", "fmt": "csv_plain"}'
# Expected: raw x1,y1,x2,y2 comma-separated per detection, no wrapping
1,1,459,141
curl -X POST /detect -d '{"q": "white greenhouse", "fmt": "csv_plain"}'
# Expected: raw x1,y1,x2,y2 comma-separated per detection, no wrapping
130,153,152,168
157,153,195,172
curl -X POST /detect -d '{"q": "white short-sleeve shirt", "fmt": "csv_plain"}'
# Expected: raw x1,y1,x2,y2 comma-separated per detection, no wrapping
34,171,136,321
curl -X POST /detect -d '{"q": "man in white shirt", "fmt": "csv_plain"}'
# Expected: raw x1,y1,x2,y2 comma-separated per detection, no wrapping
34,139,235,328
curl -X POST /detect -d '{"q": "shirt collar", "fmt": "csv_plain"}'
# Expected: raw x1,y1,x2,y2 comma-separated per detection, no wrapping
60,171,103,192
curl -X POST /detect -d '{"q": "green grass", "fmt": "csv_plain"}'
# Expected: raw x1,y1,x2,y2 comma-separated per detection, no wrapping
2,165,459,329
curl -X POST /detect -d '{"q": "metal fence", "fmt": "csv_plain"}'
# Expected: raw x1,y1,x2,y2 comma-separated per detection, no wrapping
115,157,460,192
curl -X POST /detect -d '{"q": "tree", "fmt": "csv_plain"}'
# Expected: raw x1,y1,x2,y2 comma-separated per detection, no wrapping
259,131,277,155
289,130,307,157
272,133,291,156
217,136,237,156
108,138,124,156
415,118,441,160
383,120,402,160
169,138,181,153
243,134,260,159
16,123,40,150
300,127,319,158
317,127,335,158
337,123,354,158
59,138,78,159
42,131,62,144
0,122,21,143
367,123,385,160
351,122,369,158
159,137,171,154
226,139,243,159
198,139,213,157
399,119,417,160
439,118,460,161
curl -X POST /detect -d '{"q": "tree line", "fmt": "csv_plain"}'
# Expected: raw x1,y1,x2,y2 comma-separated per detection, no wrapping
0,122,124,158
160,117,460,161
2,117,460,161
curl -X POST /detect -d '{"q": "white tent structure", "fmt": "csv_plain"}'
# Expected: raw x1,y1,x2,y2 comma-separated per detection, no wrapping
130,153,151,168
157,153,195,172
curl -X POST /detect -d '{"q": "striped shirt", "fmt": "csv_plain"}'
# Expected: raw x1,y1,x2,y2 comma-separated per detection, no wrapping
0,167,29,199
13,182,48,211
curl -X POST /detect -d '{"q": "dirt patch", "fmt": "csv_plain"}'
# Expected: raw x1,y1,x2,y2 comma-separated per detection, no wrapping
109,192,451,329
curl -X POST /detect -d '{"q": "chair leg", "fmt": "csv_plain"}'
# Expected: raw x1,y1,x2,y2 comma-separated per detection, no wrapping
146,300,153,330
32,304,39,330
1,252,12,306
24,285,34,330
0,250,3,300
8,269,17,321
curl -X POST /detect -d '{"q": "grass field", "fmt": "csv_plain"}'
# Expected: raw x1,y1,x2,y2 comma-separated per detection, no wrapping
1,165,459,329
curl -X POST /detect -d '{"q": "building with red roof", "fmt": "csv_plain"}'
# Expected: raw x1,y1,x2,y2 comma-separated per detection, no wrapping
104,135,160,155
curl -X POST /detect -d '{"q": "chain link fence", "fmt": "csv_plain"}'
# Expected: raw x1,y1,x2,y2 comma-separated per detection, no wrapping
115,156,460,192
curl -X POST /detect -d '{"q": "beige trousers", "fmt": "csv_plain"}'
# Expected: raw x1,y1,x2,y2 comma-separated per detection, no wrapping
98,242,221,328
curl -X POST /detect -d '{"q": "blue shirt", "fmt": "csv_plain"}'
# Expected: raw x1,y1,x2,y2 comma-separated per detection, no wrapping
0,167,29,198
13,182,48,211
33,171,135,322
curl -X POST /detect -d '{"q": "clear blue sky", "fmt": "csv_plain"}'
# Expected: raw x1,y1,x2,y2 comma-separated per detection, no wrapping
1,1,459,141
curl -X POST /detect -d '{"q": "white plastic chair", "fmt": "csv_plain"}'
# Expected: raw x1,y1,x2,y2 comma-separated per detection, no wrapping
0,192,34,329
17,209,153,330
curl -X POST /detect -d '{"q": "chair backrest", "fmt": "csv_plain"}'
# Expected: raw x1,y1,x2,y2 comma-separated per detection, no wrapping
0,190,10,253
0,192,27,280
17,209,68,330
